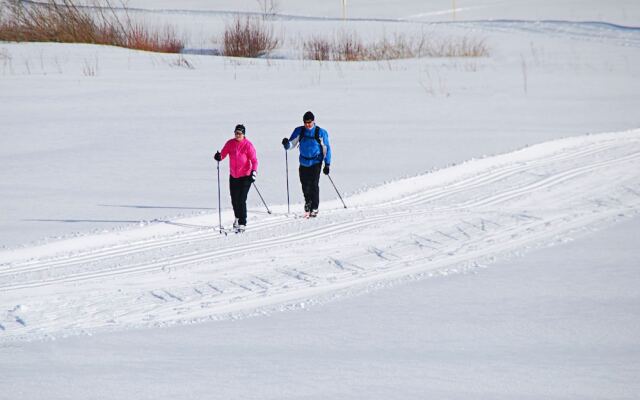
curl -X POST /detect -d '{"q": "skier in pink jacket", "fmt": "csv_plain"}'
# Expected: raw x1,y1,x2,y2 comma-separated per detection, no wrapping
214,124,258,232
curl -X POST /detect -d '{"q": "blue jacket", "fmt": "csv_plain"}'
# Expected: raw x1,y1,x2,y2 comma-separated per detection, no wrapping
285,124,332,167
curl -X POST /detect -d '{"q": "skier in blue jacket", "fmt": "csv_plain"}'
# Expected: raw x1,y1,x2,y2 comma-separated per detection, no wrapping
282,111,332,218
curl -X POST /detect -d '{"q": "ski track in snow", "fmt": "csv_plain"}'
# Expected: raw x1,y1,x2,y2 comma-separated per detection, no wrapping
454,20,640,48
1,130,640,342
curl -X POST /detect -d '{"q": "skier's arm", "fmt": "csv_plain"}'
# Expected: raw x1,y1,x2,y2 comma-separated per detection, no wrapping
322,129,331,165
287,127,302,150
219,140,231,160
248,142,258,172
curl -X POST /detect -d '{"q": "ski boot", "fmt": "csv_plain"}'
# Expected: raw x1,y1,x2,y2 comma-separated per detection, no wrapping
303,203,311,219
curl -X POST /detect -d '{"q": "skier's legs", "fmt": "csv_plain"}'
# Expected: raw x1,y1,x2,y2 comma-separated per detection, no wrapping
299,164,322,211
229,176,242,220
309,163,321,210
237,177,252,225
299,165,313,211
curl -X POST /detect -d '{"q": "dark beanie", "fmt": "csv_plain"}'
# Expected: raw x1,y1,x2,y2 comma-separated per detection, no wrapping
234,124,246,134
303,111,315,122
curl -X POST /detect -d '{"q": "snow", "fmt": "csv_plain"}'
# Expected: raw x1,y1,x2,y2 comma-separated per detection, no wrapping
2,29,639,248
2,213,639,399
71,0,640,25
2,127,640,342
1,0,640,398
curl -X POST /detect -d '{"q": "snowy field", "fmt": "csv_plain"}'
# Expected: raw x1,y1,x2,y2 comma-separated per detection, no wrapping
3,217,639,399
1,0,640,398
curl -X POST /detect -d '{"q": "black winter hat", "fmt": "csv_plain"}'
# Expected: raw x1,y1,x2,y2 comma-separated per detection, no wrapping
234,124,246,134
303,111,315,122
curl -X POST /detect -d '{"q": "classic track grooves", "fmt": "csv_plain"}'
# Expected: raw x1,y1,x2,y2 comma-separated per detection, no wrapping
2,135,638,292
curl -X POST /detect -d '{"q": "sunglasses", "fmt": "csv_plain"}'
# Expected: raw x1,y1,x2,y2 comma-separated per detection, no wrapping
234,131,244,135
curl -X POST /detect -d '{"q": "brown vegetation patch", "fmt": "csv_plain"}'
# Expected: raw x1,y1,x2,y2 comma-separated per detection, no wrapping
303,31,489,61
0,0,184,53
222,16,279,58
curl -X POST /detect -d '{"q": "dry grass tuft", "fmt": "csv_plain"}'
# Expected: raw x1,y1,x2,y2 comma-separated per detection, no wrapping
126,24,183,53
432,36,490,58
169,55,194,69
333,31,367,61
0,0,184,53
303,36,331,61
303,31,490,61
222,16,279,58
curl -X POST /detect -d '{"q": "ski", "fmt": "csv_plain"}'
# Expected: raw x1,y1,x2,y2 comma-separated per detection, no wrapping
217,226,247,235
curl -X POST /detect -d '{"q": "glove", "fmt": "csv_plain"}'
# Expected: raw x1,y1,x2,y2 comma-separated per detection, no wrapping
323,165,330,175
250,170,257,182
214,151,221,161
282,137,289,148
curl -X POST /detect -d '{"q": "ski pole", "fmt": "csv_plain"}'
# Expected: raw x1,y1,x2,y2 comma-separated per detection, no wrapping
217,159,223,234
285,149,290,214
252,182,272,214
327,174,347,209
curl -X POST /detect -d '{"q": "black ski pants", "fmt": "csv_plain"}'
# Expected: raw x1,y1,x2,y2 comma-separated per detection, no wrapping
229,175,252,225
299,163,322,211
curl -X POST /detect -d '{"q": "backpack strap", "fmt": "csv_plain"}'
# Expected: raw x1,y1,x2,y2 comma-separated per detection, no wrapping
298,126,322,146
314,126,327,162
298,125,325,162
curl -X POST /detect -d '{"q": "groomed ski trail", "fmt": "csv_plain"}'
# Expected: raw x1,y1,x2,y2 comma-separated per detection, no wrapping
1,129,640,342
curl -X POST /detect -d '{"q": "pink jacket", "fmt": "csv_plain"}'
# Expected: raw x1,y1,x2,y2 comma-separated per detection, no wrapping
220,138,258,178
